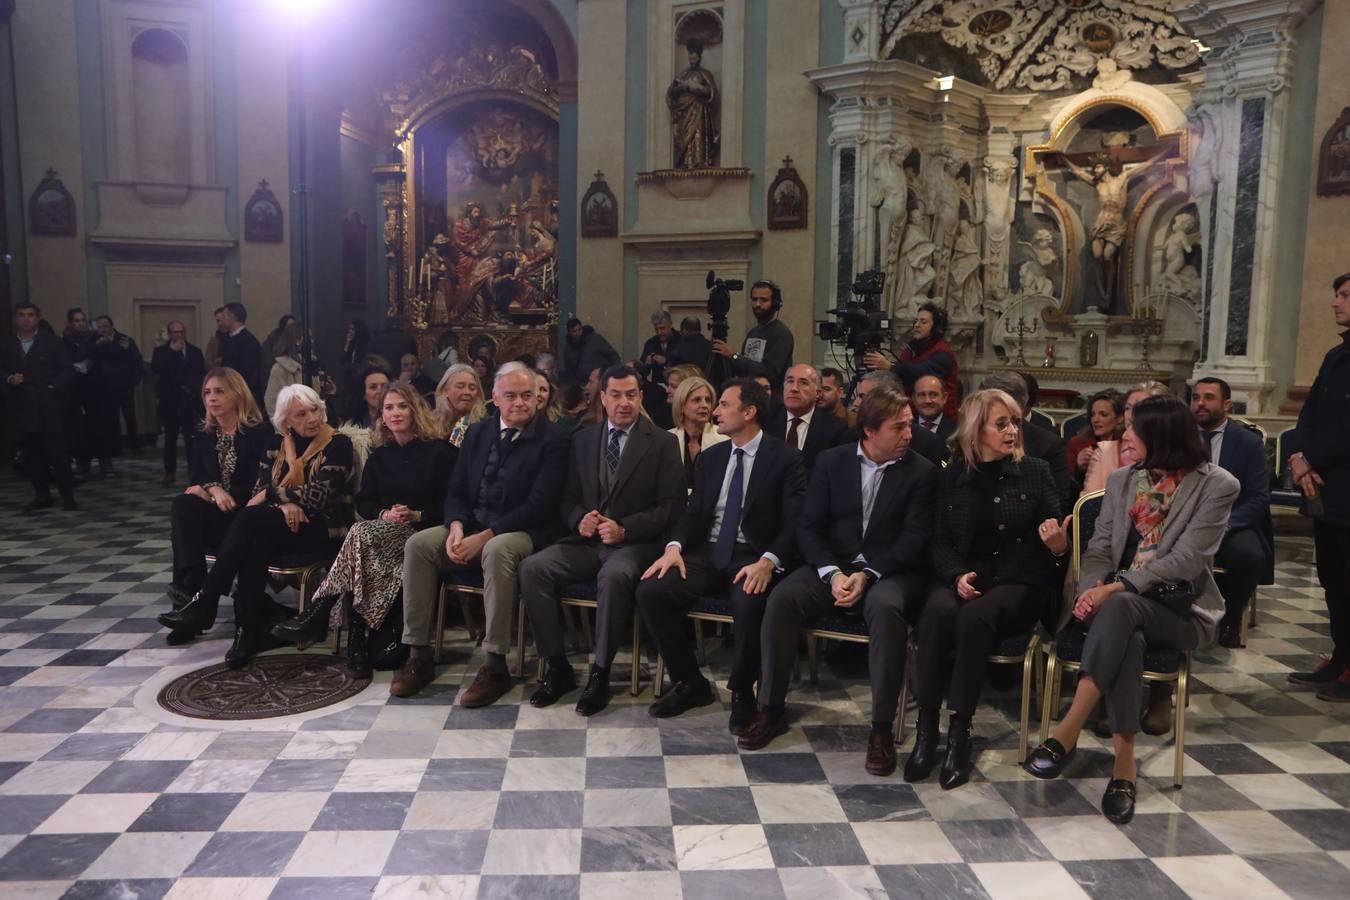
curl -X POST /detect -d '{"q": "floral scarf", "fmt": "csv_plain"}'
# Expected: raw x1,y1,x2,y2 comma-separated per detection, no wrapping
272,424,336,490
1127,468,1184,570
448,416,470,448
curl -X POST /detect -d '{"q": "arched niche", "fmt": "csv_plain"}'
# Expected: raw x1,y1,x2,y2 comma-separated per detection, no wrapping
1129,185,1202,337
131,28,191,184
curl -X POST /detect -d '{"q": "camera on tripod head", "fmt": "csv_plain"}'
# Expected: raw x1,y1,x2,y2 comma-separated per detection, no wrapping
705,270,744,342
816,268,890,353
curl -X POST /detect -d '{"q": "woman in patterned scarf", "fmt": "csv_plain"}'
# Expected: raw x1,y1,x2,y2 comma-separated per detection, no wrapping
1027,396,1238,825
159,384,354,669
432,363,486,448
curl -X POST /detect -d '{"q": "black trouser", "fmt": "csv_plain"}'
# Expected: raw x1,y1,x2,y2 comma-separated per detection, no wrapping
760,566,916,722
635,545,776,692
1314,520,1350,667
20,431,75,502
88,396,121,463
114,388,139,453
201,505,330,628
160,404,197,475
170,494,236,594
916,583,1042,717
1214,527,1270,628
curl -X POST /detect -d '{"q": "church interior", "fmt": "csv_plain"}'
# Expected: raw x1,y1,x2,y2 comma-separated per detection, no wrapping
2,1,1350,897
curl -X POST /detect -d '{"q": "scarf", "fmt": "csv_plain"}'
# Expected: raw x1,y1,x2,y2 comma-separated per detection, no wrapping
273,424,335,490
1127,468,1184,569
448,416,470,448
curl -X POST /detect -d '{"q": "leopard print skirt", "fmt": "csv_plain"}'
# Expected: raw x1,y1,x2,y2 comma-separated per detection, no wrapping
316,519,415,630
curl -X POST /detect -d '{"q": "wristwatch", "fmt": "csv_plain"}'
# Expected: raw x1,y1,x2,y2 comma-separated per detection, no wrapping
731,353,739,361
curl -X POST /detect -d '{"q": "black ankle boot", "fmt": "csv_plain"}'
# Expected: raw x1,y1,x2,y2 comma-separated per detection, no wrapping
225,626,284,670
345,619,371,680
904,708,942,783
271,595,336,647
938,717,975,791
157,592,218,633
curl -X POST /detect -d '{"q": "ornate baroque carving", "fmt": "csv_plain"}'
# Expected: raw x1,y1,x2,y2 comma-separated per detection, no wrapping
28,168,76,236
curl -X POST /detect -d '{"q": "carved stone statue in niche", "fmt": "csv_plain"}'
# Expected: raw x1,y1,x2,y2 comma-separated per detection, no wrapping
417,233,452,325
931,152,983,318
871,139,934,319
1017,228,1059,299
982,156,1016,290
667,40,719,169
1155,209,1202,303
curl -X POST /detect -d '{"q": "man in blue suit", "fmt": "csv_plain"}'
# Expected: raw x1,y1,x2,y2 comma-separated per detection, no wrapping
1192,377,1272,648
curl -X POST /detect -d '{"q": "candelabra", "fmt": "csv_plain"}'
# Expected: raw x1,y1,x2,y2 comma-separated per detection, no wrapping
1005,292,1040,367
1130,284,1168,371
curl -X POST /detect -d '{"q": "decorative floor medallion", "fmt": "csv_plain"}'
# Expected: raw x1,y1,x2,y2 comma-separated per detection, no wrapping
158,653,368,720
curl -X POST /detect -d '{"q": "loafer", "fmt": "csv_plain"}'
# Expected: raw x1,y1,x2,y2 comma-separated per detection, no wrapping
737,709,789,751
728,691,756,735
648,678,716,718
574,667,611,717
1025,738,1076,779
865,730,897,777
529,662,577,708
1101,778,1136,824
458,664,513,708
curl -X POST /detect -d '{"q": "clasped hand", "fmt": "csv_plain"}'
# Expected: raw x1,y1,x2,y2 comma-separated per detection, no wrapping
579,510,624,545
831,571,868,608
1072,579,1123,621
381,504,416,524
445,522,492,564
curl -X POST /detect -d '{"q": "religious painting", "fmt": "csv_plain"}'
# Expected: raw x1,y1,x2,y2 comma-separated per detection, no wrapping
767,157,808,230
580,171,618,238
341,210,367,308
243,180,284,242
1317,107,1350,197
411,99,560,327
28,168,75,236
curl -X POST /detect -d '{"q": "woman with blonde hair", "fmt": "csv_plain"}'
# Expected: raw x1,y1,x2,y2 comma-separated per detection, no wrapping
534,369,564,423
273,382,455,676
668,374,727,491
906,388,1068,790
161,367,272,645
433,363,486,447
159,384,354,668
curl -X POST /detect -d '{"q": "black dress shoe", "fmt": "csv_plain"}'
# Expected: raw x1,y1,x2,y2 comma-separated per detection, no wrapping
903,708,941,783
938,718,975,790
530,661,577,708
166,585,193,611
1101,778,1136,824
575,666,611,717
225,627,284,669
344,619,372,681
271,595,336,647
157,592,217,633
728,691,756,735
1025,738,1076,780
165,628,197,647
22,497,53,512
648,678,716,718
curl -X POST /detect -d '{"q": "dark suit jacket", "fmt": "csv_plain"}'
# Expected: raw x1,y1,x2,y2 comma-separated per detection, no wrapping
908,423,949,466
672,432,806,568
0,330,74,435
561,417,685,545
798,443,937,579
221,328,265,405
669,332,712,374
443,412,569,549
188,421,273,505
1213,419,1274,576
1023,422,1072,512
151,343,206,416
915,413,957,444
766,406,852,470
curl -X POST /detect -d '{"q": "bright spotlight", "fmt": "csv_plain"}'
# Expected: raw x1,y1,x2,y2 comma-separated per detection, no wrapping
270,0,333,21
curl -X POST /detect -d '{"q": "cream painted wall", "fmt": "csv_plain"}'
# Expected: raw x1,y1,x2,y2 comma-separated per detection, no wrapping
1293,0,1350,388
761,0,820,364
574,0,626,344
235,2,292,331
12,0,87,308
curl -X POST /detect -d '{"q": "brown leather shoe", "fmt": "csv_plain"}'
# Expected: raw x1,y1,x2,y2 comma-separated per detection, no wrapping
1141,682,1173,736
459,664,513,708
1218,622,1244,649
390,647,435,698
865,730,897,776
736,709,788,751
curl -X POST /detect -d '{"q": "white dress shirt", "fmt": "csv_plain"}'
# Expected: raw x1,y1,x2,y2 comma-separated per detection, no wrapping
817,444,897,581
784,407,814,451
667,429,781,569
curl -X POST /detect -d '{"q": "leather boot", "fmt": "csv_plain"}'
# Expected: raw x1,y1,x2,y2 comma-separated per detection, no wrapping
225,626,284,670
938,717,975,791
157,591,218,634
1141,683,1173,736
271,595,336,647
345,618,371,680
903,708,941,783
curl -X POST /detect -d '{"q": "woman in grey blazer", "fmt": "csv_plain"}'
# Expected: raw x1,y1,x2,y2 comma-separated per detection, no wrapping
1026,396,1238,824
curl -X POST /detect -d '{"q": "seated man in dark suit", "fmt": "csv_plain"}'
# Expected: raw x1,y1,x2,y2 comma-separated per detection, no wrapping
740,386,937,776
521,365,685,715
1193,377,1273,648
856,370,946,466
637,378,806,732
912,374,957,443
393,362,568,702
766,363,851,470
981,372,1072,511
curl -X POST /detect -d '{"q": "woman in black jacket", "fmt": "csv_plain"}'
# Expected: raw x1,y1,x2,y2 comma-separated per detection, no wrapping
163,368,271,645
160,384,353,668
906,388,1069,790
273,383,455,676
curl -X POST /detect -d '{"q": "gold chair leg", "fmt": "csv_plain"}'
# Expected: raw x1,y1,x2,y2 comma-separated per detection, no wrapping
630,615,642,697
1040,646,1060,743
1174,656,1190,789
1018,637,1038,764
653,655,665,698
434,584,448,663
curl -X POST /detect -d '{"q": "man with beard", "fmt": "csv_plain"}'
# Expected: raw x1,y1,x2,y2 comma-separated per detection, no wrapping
711,280,794,386
560,317,620,387
864,301,959,418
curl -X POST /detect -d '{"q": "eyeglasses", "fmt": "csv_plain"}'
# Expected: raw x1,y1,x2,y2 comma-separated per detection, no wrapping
991,418,1022,432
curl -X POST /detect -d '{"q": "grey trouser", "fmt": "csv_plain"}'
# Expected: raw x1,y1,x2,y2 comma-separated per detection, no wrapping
1080,591,1210,735
519,541,661,666
760,566,913,722
401,526,534,655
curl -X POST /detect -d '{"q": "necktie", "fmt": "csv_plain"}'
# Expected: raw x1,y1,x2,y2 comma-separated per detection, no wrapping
1202,429,1217,459
489,427,517,475
925,419,938,433
606,427,623,474
786,417,803,449
712,448,745,570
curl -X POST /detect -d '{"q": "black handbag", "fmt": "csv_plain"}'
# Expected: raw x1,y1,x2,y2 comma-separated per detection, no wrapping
1114,523,1196,616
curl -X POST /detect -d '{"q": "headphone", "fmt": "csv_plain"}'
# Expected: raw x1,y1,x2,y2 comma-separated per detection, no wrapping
917,301,947,341
751,280,783,312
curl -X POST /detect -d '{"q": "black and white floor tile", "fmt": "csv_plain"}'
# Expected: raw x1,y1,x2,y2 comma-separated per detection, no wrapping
1,459,1348,899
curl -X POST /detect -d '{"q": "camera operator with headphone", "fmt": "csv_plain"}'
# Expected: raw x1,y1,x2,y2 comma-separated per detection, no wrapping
710,280,795,386
863,301,960,419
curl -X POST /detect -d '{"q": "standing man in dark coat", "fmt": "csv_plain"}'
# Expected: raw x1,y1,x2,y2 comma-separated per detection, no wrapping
62,308,100,476
151,321,207,485
92,315,144,455
1287,272,1350,701
220,302,265,409
1,302,76,510
640,310,681,428
668,316,712,375
560,317,620,387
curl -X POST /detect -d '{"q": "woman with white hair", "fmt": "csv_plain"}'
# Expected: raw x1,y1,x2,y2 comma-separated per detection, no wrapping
159,384,354,668
432,362,486,447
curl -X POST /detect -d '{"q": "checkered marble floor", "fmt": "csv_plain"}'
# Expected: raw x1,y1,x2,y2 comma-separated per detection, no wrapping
1,458,1349,899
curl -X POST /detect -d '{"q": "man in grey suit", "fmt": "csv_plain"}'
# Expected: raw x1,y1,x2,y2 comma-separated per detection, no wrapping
521,364,686,716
